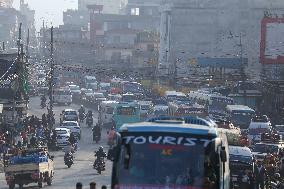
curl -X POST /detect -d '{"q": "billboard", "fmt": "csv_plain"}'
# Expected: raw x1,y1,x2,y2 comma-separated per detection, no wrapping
260,17,284,64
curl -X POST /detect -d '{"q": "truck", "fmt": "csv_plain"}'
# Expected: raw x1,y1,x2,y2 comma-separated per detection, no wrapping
4,147,54,189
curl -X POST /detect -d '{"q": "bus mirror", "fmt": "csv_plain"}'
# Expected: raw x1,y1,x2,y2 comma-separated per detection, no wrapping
220,147,227,162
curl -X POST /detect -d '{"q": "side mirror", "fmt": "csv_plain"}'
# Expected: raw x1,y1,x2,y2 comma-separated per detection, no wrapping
220,147,227,162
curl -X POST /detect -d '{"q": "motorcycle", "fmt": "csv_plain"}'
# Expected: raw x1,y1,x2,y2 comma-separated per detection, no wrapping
79,112,85,123
64,153,74,168
93,133,101,143
47,139,59,151
93,157,106,174
86,116,93,127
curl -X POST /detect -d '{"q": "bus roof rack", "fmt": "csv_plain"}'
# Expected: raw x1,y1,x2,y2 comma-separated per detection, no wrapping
147,116,216,127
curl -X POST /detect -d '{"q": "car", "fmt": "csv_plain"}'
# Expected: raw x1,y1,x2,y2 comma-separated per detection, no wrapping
55,128,71,148
53,88,72,105
81,88,93,101
69,85,81,96
60,121,81,139
62,109,78,122
92,92,107,104
275,125,284,137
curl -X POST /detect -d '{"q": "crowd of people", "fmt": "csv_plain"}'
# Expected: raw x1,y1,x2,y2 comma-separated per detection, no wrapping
0,113,56,160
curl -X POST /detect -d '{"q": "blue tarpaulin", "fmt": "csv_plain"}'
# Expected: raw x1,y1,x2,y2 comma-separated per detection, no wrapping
197,57,248,69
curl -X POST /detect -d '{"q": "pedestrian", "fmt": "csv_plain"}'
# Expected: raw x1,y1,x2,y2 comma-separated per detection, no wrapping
76,182,83,189
255,161,266,189
90,182,96,189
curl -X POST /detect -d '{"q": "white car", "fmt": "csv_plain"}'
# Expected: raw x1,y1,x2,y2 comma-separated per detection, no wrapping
53,88,72,105
69,85,81,95
61,121,81,139
62,109,79,122
93,92,107,104
55,128,71,148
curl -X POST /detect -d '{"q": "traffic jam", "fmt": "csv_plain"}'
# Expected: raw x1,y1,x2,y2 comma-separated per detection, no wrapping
29,71,284,189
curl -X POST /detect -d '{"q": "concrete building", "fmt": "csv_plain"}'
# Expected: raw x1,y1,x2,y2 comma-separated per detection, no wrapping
158,0,284,81
125,0,161,16
78,0,127,14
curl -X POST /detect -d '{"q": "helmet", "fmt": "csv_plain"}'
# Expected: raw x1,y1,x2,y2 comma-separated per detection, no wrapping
274,173,281,179
81,105,84,108
99,146,104,151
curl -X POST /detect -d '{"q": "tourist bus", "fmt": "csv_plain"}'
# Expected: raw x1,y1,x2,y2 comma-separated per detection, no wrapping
113,103,140,130
226,105,255,130
109,116,230,189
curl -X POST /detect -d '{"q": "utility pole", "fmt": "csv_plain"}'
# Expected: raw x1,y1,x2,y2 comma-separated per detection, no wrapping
26,29,29,59
12,23,23,124
48,26,54,129
240,33,247,106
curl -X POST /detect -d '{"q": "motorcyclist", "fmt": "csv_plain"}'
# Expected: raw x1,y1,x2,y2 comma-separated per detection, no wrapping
78,105,85,121
29,134,38,147
69,133,77,146
94,146,107,168
64,142,74,162
92,124,102,141
86,110,93,118
86,110,93,126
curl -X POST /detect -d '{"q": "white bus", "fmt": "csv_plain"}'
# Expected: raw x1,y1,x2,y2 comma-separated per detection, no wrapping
226,105,255,130
164,91,187,102
98,101,119,127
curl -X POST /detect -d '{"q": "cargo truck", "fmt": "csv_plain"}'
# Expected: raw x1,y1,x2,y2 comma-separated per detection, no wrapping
4,147,54,189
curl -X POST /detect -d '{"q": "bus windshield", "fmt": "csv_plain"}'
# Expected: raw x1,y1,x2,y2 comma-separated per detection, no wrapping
231,111,254,127
117,107,136,115
54,90,71,95
114,133,219,189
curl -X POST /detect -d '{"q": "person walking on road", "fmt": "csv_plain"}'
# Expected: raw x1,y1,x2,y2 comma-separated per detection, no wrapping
255,162,266,189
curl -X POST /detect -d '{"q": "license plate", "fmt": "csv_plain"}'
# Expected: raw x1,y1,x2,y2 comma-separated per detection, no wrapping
232,177,238,182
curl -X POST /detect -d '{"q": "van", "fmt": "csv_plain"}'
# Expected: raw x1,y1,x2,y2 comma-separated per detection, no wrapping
229,146,254,188
53,89,72,105
248,115,272,143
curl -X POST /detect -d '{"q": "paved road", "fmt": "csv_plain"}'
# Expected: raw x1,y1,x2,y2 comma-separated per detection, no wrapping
0,97,112,189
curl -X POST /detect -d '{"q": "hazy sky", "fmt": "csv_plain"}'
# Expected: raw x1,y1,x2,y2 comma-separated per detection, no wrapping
13,0,77,30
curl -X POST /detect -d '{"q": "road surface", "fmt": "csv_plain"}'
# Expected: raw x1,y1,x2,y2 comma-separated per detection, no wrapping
0,97,112,189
